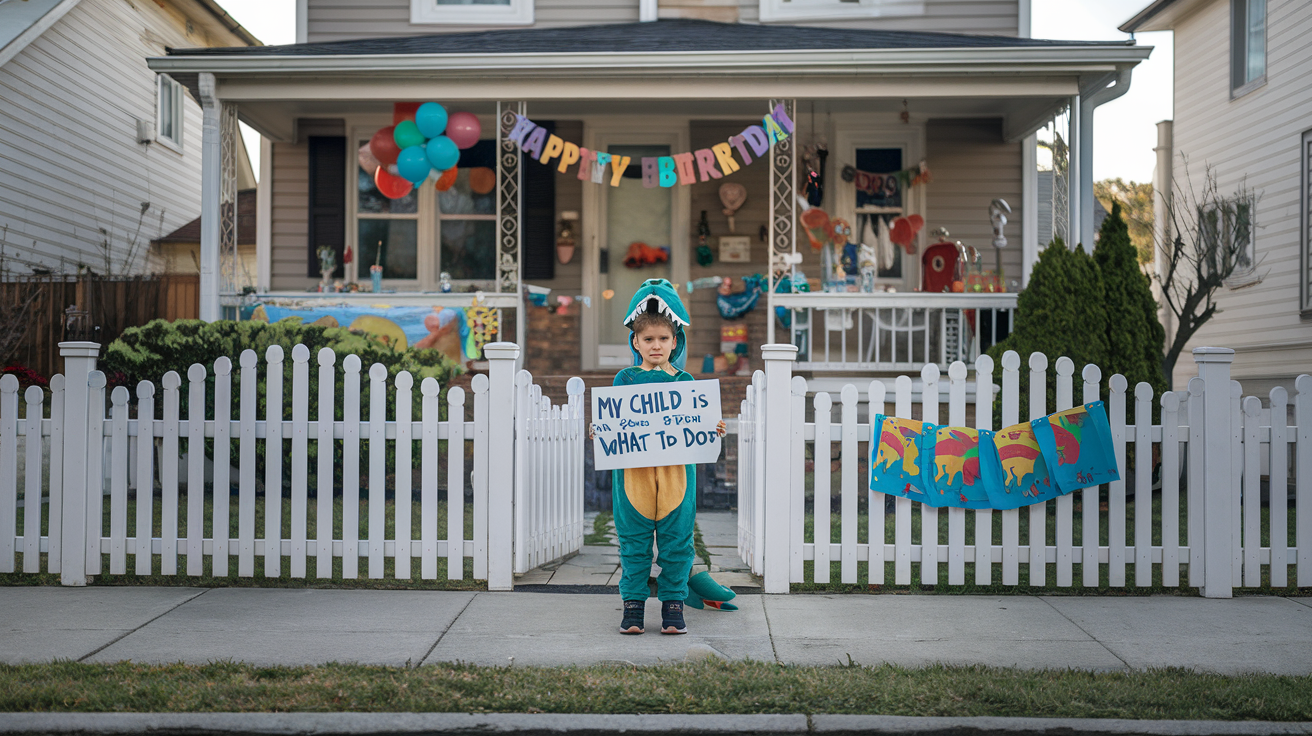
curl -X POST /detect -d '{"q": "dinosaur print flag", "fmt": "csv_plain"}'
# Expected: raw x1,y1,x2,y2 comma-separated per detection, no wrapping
869,415,933,500
1030,402,1118,493
988,422,1060,509
925,427,1002,510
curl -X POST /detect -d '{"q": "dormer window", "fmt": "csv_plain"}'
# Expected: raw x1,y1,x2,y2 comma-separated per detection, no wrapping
758,0,923,23
411,0,533,25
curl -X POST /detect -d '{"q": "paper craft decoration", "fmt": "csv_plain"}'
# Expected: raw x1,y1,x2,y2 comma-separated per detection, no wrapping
889,215,924,254
870,415,933,500
989,421,1059,509
926,427,1001,510
1031,402,1118,493
800,207,833,250
719,183,747,232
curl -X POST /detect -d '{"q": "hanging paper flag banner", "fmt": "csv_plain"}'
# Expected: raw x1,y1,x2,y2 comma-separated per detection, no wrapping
840,161,933,198
507,104,795,187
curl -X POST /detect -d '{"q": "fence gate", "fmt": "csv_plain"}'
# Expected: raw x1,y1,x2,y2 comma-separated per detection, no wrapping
0,342,585,589
738,344,1311,598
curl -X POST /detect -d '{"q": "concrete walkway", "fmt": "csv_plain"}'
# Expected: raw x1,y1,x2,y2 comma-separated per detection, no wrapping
2,512,1310,673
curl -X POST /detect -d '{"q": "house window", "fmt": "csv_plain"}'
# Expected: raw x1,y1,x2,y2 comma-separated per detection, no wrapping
758,0,922,23
855,147,903,280
1198,195,1256,287
156,74,184,150
410,0,533,25
1231,0,1266,96
436,140,497,284
357,139,420,282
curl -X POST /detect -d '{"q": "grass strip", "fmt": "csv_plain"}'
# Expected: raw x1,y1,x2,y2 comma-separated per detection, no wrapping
583,512,613,546
2,661,1310,720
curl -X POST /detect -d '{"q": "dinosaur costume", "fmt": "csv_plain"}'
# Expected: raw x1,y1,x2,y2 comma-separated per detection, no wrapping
612,279,698,603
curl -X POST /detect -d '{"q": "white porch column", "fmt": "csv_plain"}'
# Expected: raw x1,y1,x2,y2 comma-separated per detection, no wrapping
1194,347,1235,598
198,72,221,322
1067,95,1082,251
256,136,273,293
483,342,520,591
1021,132,1039,285
761,343,797,594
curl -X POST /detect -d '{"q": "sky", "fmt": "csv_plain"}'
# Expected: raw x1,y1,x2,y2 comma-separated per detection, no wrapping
222,0,1172,185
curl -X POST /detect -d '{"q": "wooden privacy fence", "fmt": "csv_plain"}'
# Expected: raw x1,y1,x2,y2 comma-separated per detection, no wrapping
0,341,585,589
0,274,199,377
739,344,1311,598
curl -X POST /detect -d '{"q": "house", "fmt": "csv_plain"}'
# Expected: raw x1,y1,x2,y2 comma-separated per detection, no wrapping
147,0,1150,379
1122,0,1312,396
0,0,258,277
153,187,259,297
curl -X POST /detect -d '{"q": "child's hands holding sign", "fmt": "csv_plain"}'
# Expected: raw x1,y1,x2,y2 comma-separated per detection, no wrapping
717,420,727,437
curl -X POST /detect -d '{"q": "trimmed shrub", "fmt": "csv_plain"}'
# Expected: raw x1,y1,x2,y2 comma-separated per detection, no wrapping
1094,201,1168,403
987,239,1109,421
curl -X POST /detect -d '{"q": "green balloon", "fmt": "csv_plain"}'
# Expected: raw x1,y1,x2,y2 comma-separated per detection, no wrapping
393,120,426,150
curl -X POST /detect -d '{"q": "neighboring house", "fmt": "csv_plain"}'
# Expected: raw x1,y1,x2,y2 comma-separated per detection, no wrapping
150,0,1150,376
1122,0,1312,395
0,0,258,277
153,187,258,292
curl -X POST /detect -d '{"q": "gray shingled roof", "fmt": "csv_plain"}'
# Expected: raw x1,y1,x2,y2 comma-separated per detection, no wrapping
168,18,1131,57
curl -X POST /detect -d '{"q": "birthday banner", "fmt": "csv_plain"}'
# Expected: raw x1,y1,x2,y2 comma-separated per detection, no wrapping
591,380,723,470
508,105,795,188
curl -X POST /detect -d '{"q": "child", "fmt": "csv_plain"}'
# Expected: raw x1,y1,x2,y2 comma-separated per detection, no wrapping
608,279,724,635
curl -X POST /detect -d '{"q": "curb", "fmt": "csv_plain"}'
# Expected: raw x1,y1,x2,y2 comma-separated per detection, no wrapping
1,713,1310,736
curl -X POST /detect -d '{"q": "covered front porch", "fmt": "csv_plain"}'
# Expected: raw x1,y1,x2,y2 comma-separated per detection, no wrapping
148,19,1149,375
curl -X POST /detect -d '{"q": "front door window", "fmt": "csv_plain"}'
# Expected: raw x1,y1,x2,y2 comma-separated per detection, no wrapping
599,144,673,365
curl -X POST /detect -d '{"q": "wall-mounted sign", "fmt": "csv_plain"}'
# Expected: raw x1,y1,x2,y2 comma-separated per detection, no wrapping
719,236,751,263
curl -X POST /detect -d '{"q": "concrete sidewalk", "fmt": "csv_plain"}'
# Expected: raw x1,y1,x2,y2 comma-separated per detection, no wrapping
2,510,1310,673
2,584,1311,673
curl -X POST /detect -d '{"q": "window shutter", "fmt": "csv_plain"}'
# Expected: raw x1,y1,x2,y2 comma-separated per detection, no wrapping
307,136,347,278
522,121,556,281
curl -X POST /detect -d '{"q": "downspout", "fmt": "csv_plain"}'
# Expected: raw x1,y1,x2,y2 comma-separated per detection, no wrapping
1077,67,1134,250
1153,120,1175,356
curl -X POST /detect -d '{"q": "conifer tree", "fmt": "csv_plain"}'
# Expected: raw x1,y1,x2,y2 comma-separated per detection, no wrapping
987,239,1108,422
1093,201,1168,402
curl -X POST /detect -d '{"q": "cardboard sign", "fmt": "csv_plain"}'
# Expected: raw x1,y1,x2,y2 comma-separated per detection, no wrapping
591,379,722,471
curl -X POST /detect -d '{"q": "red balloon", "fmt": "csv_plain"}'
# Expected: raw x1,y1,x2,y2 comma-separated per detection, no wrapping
370,126,401,167
434,166,458,192
393,102,421,125
375,166,413,199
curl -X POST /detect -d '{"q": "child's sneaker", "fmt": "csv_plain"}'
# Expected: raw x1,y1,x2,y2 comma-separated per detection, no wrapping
619,600,646,634
660,600,687,634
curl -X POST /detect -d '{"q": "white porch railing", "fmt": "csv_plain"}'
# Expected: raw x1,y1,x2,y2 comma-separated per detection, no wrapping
0,341,583,589
738,345,1311,598
775,292,1018,372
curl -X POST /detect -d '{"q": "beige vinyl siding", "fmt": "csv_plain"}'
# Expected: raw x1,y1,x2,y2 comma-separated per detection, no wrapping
307,0,1016,42
924,118,1023,282
268,140,315,291
0,0,210,276
1167,0,1312,390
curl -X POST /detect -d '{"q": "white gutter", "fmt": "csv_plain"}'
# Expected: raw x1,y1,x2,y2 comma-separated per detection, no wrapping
1076,67,1133,249
147,44,1151,76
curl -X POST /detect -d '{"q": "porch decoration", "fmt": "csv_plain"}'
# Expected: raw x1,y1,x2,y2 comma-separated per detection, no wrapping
695,210,714,266
889,214,924,254
715,274,766,320
556,214,576,264
362,102,484,197
719,183,746,233
504,104,794,188
869,402,1120,511
623,242,668,269
840,161,932,198
316,246,337,292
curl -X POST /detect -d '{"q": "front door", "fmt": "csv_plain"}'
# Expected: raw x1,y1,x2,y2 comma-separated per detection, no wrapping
582,125,690,370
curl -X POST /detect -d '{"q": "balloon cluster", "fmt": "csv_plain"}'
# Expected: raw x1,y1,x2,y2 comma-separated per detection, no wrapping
358,102,483,199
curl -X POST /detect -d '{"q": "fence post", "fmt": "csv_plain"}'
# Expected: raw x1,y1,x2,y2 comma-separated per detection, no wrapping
483,342,520,591
761,343,798,594
57,342,99,586
1193,346,1235,598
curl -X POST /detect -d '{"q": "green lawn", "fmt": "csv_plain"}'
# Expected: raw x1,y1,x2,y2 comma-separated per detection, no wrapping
2,493,483,590
3,660,1311,719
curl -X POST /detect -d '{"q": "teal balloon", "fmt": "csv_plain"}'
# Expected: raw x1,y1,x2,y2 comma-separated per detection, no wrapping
396,146,431,184
425,136,459,171
393,120,426,150
415,102,448,139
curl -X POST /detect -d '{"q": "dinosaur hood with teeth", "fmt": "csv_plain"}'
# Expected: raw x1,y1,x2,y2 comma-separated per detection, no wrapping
624,278,690,370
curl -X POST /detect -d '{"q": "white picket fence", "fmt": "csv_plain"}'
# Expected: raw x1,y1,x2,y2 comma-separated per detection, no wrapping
0,341,584,589
739,344,1311,597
